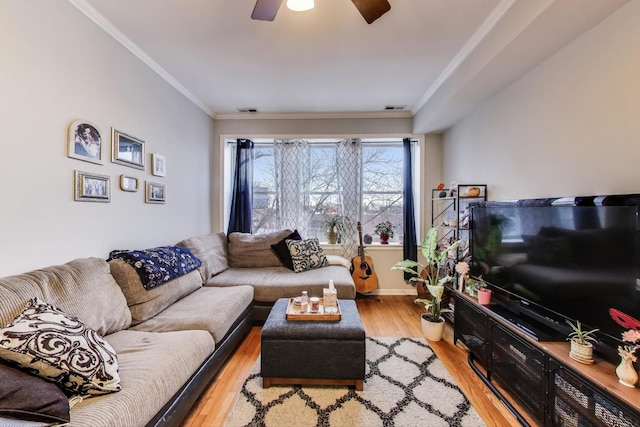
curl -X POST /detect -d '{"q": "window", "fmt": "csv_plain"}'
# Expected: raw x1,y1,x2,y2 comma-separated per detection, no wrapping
250,138,406,243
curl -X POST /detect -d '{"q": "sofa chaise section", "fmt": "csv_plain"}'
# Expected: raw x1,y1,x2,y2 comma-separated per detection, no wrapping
208,265,355,320
179,230,357,322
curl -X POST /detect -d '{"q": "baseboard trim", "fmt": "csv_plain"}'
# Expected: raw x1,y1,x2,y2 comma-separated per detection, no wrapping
366,289,418,296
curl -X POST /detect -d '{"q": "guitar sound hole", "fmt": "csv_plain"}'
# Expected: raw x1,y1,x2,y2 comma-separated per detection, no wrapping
360,262,372,275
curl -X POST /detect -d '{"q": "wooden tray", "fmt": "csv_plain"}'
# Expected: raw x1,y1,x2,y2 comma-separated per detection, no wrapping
286,297,341,321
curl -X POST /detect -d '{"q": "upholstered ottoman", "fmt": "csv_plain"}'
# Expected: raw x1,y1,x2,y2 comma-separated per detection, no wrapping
261,298,366,390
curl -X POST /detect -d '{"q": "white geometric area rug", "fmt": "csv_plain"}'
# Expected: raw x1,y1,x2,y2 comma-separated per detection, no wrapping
224,337,485,427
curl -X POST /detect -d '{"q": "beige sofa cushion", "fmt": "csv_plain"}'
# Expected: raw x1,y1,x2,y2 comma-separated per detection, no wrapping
0,258,131,336
108,260,202,326
206,265,356,302
69,329,214,427
132,285,253,343
228,229,292,268
177,232,229,281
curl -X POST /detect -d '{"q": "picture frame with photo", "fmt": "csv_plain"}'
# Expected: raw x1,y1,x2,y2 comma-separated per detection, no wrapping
120,175,139,192
146,181,166,204
152,153,166,177
68,120,103,165
112,128,145,170
74,170,110,202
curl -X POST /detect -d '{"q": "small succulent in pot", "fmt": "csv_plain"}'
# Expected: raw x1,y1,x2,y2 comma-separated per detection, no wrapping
566,319,599,364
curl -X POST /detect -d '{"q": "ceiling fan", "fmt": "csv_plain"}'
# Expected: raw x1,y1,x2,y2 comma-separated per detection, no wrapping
251,0,391,24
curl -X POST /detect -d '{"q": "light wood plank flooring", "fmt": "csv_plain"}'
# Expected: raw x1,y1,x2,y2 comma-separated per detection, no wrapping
183,295,537,426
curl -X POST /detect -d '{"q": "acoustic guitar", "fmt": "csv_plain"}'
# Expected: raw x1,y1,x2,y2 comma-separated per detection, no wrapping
351,222,379,293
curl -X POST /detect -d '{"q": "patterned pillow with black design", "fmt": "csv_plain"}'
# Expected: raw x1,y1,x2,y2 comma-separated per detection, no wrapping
286,238,330,273
0,297,121,396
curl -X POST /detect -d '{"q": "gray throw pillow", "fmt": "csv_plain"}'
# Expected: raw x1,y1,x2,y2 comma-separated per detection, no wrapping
287,238,330,273
0,362,70,424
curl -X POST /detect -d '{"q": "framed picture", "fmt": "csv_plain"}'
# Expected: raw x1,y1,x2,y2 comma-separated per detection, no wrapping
74,170,110,202
146,181,166,204
112,128,145,170
120,175,139,192
68,120,103,165
152,153,166,177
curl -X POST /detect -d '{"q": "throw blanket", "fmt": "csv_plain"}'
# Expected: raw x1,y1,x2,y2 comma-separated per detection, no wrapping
108,246,201,290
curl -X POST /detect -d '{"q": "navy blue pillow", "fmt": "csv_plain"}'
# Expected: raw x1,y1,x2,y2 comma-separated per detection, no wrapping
271,230,302,270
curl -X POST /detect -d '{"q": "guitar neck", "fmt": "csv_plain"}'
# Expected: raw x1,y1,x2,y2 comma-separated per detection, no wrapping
357,222,365,258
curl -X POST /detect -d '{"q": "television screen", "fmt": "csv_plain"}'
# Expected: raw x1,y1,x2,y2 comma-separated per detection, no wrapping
470,200,640,360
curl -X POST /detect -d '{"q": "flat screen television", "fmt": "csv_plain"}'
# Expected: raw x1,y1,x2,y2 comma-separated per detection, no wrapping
469,194,640,363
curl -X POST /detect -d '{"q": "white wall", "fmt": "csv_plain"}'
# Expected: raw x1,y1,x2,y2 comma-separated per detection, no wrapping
0,1,214,276
442,0,640,201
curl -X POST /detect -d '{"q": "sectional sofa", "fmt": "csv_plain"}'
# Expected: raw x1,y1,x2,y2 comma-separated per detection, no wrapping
0,229,355,427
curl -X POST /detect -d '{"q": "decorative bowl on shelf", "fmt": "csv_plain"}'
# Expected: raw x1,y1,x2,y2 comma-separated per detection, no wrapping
467,187,481,197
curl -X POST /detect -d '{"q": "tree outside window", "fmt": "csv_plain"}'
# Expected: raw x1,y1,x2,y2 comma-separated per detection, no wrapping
251,140,404,243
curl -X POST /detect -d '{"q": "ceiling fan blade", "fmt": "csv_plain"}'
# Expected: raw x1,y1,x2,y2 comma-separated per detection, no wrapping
251,0,284,21
351,0,391,24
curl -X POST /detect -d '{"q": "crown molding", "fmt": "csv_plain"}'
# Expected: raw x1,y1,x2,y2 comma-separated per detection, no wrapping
67,0,215,118
214,110,413,121
412,0,517,114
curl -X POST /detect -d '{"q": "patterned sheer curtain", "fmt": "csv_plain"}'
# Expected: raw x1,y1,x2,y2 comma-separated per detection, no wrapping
336,139,362,259
274,139,311,237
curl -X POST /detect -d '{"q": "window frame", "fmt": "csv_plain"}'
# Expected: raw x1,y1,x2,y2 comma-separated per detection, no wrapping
221,135,423,244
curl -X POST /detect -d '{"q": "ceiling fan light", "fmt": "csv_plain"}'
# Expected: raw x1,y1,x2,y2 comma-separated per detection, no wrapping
286,0,314,12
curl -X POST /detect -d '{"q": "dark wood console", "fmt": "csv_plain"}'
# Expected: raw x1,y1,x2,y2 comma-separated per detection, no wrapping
453,291,640,426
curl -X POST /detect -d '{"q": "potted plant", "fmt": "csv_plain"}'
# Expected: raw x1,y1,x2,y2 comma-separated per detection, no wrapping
392,226,461,341
323,215,346,244
391,226,461,298
566,319,599,364
464,275,485,298
476,279,492,305
374,221,396,244
414,285,452,341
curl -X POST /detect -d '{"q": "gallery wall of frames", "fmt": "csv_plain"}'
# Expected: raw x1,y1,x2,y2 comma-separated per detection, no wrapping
68,119,166,204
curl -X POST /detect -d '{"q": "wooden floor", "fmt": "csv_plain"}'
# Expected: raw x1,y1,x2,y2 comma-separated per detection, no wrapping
183,295,538,427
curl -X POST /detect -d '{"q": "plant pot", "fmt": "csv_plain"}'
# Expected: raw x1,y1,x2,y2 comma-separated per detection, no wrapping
569,339,594,364
380,234,389,244
477,288,492,305
421,314,445,342
326,230,337,245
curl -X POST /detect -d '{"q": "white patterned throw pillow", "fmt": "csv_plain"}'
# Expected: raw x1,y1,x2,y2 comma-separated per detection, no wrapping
0,297,121,396
286,238,330,273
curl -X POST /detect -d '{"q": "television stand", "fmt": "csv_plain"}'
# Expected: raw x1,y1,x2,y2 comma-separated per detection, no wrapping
467,353,531,427
453,291,640,426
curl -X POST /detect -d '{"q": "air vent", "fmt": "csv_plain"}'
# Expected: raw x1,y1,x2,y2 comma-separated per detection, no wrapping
237,108,258,113
384,105,406,110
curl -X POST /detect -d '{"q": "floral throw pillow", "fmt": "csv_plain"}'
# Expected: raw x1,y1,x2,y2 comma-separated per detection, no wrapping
287,238,329,273
0,298,121,396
